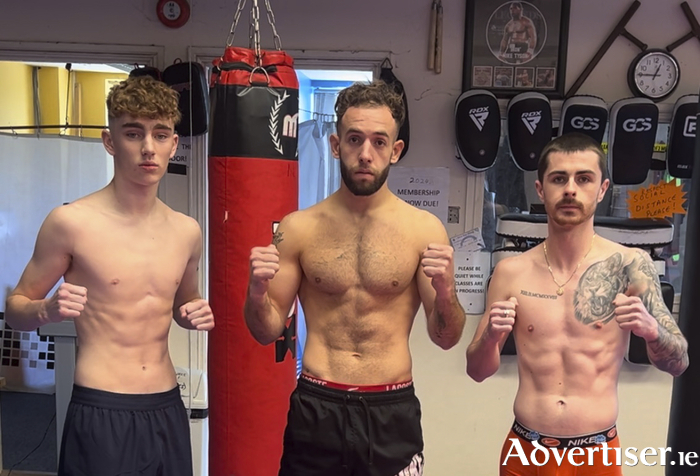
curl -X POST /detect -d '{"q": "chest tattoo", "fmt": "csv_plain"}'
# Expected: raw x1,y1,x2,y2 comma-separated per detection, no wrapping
573,253,629,326
520,289,558,300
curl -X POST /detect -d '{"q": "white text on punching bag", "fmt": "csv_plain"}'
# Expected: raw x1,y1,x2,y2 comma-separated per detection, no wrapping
283,113,298,138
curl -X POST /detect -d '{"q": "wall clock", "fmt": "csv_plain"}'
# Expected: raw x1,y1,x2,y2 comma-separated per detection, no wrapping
627,49,680,102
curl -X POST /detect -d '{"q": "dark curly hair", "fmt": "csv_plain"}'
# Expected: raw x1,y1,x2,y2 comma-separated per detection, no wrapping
335,80,405,136
106,75,181,125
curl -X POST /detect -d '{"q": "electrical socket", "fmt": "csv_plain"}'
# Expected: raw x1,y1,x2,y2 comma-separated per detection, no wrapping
447,206,460,224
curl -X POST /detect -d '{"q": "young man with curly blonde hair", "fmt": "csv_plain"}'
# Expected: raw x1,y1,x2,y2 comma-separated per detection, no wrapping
5,75,214,476
244,80,466,476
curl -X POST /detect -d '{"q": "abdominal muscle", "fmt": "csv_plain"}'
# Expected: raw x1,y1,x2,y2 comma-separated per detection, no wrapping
513,347,623,436
300,290,418,386
302,331,413,386
73,297,177,394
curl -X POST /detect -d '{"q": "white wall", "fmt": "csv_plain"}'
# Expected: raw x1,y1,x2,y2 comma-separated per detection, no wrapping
4,1,700,224
2,1,698,474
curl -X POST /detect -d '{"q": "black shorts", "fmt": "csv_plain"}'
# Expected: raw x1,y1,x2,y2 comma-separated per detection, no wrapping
58,385,193,476
279,376,425,476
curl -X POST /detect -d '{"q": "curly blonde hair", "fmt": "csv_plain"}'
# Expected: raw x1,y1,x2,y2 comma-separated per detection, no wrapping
335,80,405,135
106,76,181,125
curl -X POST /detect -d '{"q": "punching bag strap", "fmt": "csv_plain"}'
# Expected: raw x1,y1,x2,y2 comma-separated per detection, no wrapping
216,62,279,74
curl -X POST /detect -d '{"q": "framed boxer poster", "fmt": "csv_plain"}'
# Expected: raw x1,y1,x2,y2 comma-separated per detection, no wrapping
462,0,570,98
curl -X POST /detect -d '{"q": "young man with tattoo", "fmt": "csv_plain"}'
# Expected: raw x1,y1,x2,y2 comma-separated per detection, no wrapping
244,80,466,476
467,132,688,475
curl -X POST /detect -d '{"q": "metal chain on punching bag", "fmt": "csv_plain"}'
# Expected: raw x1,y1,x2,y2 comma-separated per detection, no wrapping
263,0,283,51
225,0,283,83
250,0,262,63
225,0,247,48
225,0,282,58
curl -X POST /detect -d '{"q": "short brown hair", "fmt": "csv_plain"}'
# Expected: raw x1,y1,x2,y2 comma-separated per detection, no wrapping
106,76,181,125
537,132,608,183
335,79,405,136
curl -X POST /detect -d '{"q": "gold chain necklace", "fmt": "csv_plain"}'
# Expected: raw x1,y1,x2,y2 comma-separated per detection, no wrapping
543,234,596,296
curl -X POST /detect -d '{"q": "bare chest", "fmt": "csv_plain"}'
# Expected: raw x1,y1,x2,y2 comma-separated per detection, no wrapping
512,258,629,341
301,225,420,295
68,222,190,298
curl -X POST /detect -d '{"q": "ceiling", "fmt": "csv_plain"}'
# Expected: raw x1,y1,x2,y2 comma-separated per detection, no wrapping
16,62,132,74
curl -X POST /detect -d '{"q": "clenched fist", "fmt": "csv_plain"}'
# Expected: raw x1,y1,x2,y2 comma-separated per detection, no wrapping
613,289,657,341
249,245,280,297
44,283,87,323
485,297,518,343
180,299,215,331
421,244,455,293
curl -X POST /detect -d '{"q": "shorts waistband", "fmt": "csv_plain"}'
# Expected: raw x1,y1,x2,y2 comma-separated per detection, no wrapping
300,373,413,392
512,420,618,449
70,385,182,411
298,374,415,404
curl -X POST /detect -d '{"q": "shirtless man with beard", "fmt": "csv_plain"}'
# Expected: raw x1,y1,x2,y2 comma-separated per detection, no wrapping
245,80,466,476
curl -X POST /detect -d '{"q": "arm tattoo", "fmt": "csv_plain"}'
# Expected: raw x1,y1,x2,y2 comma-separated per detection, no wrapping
628,251,688,375
573,253,628,326
272,231,284,247
432,288,463,344
435,311,448,335
434,288,458,335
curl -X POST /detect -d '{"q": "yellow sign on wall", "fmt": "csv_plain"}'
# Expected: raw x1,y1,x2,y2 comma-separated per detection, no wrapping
627,180,687,219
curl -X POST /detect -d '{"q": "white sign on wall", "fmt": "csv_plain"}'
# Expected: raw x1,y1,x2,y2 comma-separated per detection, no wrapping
454,251,490,315
388,166,449,224
451,227,486,253
170,136,191,166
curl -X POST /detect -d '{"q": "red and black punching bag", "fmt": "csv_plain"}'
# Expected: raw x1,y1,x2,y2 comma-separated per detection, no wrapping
208,46,299,476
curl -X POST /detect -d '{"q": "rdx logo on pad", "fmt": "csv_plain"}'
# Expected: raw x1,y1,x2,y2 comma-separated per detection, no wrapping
521,111,542,135
683,116,696,138
469,106,490,131
622,118,653,132
570,116,600,131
